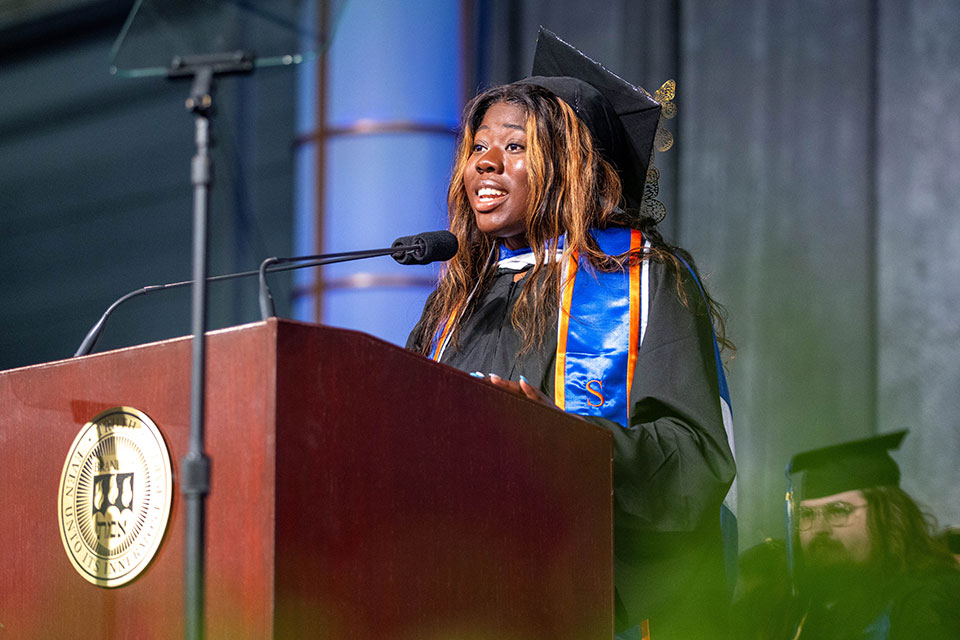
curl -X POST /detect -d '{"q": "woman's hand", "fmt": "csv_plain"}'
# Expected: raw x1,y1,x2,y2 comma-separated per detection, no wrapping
472,372,557,408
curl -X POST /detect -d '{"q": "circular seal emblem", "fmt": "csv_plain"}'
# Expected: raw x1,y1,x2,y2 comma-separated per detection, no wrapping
58,407,173,588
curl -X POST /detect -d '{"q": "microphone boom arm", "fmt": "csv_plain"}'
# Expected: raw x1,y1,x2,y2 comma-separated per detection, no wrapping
75,241,428,357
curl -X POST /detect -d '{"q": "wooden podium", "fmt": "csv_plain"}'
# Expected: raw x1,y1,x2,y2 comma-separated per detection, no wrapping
0,319,613,638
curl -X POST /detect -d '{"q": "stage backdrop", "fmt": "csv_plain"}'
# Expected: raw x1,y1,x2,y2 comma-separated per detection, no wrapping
1,0,957,549
469,0,960,544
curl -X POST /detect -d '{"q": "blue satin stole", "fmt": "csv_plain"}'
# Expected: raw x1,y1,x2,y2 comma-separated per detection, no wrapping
555,226,644,426
429,227,645,429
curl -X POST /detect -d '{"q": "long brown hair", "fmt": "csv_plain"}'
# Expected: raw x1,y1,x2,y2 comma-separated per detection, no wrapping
409,82,731,356
863,485,958,576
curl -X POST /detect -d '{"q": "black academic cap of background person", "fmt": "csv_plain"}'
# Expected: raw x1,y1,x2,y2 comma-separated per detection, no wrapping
520,27,663,215
788,430,907,500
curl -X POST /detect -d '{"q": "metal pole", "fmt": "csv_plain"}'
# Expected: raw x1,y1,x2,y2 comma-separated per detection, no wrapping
183,65,214,640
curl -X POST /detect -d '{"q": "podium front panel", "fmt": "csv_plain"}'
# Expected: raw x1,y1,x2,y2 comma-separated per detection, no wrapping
0,320,613,638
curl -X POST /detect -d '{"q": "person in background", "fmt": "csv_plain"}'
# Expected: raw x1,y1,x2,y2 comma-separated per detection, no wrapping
786,431,960,639
408,29,736,640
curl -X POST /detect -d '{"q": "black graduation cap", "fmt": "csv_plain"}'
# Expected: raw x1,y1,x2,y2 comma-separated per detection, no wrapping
788,430,907,500
518,27,664,215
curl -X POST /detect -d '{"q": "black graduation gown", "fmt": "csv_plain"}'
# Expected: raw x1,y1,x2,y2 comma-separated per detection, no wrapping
407,258,736,639
797,566,960,640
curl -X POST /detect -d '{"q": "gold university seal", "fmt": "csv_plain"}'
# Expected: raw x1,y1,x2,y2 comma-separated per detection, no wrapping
58,406,173,587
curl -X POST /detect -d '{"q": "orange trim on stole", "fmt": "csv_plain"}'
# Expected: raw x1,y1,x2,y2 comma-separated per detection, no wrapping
431,304,461,362
554,250,579,410
641,618,650,640
626,229,643,402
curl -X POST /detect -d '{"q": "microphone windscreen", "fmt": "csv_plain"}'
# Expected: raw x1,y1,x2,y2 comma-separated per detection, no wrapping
415,231,459,264
393,231,458,265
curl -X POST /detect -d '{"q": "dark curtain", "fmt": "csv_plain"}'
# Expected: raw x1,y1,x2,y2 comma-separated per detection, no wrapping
0,6,297,369
467,0,960,546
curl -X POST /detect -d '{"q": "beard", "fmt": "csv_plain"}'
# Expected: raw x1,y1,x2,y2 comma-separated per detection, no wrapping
804,536,859,568
796,538,892,637
798,539,881,605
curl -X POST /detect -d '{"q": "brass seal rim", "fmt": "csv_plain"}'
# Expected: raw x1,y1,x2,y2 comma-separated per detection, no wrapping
57,406,173,588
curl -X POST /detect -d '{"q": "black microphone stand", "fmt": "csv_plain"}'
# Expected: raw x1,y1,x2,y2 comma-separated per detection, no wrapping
73,240,435,358
168,50,253,640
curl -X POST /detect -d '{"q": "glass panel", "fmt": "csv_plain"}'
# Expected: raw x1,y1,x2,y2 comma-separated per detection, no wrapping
108,0,349,78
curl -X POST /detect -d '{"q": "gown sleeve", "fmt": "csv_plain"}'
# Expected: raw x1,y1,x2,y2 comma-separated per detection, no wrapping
585,260,735,532
586,261,737,635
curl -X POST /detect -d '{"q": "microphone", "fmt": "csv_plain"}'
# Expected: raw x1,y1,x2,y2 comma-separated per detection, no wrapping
391,230,459,265
75,231,458,357
258,230,457,319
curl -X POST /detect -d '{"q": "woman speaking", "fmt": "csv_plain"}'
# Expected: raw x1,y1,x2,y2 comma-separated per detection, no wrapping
408,29,736,640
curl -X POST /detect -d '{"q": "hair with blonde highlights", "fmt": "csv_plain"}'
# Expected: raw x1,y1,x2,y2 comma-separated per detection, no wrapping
409,82,731,356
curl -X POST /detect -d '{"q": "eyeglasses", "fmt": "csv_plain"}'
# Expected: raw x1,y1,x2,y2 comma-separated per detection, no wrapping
795,501,866,530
